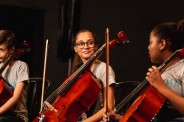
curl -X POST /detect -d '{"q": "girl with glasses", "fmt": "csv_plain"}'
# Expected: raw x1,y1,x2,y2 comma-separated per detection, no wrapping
72,29,116,122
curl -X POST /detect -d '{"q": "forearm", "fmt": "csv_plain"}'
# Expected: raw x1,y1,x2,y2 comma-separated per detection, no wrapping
83,108,104,122
0,82,24,114
0,96,19,114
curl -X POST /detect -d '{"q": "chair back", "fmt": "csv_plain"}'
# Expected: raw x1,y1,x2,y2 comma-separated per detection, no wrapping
27,77,50,122
114,81,140,114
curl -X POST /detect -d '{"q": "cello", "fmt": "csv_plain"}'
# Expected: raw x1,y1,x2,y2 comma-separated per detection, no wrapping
116,48,184,122
33,31,129,122
0,40,30,106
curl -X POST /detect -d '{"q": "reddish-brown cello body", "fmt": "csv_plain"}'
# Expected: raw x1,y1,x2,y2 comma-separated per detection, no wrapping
0,79,3,93
33,71,102,122
120,85,166,122
0,79,12,106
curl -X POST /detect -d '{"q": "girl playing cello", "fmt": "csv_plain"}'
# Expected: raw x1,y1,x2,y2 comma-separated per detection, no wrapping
72,29,116,121
103,18,184,122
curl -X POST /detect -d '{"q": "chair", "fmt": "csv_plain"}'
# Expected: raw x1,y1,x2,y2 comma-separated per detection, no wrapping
27,77,50,122
114,81,140,114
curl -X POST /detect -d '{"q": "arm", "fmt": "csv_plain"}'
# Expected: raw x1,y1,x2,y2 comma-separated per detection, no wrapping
83,86,115,122
0,81,25,114
103,110,122,122
146,66,184,114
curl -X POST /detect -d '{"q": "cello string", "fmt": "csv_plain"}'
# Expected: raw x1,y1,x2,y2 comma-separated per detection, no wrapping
45,65,85,102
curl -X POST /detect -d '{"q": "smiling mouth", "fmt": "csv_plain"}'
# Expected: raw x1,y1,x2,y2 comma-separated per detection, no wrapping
82,51,91,54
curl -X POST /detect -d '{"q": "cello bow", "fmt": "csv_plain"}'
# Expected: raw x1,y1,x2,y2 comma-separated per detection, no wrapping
39,39,49,113
105,28,110,120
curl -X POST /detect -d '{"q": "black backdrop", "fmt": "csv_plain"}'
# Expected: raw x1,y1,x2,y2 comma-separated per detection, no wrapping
0,5,44,77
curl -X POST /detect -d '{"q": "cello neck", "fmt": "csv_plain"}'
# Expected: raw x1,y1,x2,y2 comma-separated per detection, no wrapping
0,52,15,74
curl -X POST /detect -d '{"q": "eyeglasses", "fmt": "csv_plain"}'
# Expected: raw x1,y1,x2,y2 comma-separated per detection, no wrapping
75,41,96,49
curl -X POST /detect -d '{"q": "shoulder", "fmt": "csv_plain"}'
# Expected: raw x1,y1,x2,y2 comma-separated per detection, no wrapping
14,60,27,65
13,60,28,68
94,60,111,68
94,60,107,70
93,60,114,72
95,60,105,66
176,59,184,69
179,59,184,71
168,59,184,76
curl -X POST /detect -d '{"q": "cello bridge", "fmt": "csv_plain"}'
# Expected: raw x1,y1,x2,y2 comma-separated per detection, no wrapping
44,101,57,112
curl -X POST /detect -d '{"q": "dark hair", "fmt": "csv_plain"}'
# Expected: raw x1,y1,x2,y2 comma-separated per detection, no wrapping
74,29,97,43
71,29,97,73
151,19,184,52
0,29,16,49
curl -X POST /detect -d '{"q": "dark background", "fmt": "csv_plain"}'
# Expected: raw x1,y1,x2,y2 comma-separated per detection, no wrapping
0,0,183,99
0,5,45,77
